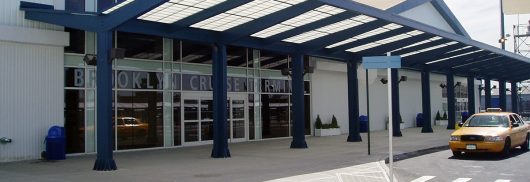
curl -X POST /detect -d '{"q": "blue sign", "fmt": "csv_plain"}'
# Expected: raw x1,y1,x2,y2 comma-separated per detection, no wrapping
362,56,402,69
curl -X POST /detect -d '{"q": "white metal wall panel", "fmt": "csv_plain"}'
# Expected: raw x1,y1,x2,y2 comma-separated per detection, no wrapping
399,2,456,34
0,41,63,162
0,0,62,31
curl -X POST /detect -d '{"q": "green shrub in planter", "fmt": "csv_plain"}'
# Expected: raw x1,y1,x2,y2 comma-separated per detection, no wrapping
322,124,330,129
331,115,340,128
315,115,323,129
435,111,442,120
443,111,448,120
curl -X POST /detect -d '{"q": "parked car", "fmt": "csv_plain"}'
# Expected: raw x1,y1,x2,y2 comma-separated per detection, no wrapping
116,117,148,139
449,109,530,157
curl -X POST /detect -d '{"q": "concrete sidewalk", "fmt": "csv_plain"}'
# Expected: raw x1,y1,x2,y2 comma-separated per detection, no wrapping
0,126,453,182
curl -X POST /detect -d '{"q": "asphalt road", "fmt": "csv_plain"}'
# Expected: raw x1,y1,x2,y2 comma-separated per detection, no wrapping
393,148,530,182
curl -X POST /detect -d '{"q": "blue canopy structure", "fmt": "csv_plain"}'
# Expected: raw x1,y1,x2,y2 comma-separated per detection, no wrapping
19,0,530,171
20,0,530,81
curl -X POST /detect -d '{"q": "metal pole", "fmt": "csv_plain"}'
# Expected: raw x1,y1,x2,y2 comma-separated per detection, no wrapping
500,0,506,50
387,52,393,182
366,69,370,155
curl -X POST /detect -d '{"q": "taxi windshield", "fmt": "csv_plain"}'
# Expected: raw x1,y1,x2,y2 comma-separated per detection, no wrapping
464,115,509,127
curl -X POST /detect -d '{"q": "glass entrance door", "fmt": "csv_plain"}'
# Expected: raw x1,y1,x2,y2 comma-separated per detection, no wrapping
181,93,247,145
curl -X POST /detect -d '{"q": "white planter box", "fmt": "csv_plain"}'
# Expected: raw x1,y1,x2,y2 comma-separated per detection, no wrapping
314,128,341,136
435,120,448,126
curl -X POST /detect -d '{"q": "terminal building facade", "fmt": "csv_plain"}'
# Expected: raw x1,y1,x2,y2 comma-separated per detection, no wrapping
0,0,521,162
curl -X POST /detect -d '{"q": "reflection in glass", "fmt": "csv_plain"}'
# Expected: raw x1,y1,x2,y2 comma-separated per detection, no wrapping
201,100,213,120
261,94,290,138
248,94,255,140
227,46,247,67
117,32,163,60
181,41,212,64
232,100,245,119
201,121,213,141
64,28,85,54
233,120,245,139
259,50,289,70
116,91,163,150
173,93,181,146
65,90,85,153
184,100,198,120
185,122,199,142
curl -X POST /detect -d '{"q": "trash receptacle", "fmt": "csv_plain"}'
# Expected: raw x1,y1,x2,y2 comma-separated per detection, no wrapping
416,113,423,127
43,126,66,160
359,115,368,133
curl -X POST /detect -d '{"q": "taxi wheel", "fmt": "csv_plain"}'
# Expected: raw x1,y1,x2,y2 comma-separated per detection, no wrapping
452,151,462,158
522,134,529,151
501,139,511,157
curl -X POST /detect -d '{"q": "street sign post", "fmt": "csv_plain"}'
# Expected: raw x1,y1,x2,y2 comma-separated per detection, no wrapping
362,53,401,182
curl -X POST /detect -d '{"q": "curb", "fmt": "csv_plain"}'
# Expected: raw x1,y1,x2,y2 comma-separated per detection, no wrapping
384,145,449,164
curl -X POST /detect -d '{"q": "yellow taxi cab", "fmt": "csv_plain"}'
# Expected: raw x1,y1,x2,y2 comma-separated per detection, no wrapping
449,108,530,157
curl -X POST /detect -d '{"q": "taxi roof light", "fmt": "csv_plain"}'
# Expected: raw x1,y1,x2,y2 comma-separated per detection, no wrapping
486,108,503,112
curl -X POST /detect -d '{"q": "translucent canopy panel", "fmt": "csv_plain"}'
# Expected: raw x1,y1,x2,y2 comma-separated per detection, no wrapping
401,41,459,57
191,0,306,31
251,5,345,38
426,49,483,64
389,36,442,53
326,23,403,48
282,15,377,44
102,0,135,14
138,0,226,24
345,30,424,52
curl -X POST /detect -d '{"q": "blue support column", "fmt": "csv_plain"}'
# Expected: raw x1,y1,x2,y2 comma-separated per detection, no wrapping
499,80,507,111
446,71,456,130
290,53,308,148
467,76,476,115
93,31,117,171
211,44,231,158
421,68,433,133
347,61,362,142
485,79,492,109
391,69,402,137
511,82,519,113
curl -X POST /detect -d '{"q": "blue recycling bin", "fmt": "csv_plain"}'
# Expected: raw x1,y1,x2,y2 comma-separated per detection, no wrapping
43,126,66,160
359,115,368,133
416,113,423,127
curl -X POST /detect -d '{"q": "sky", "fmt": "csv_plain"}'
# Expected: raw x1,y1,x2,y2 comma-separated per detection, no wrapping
444,0,530,55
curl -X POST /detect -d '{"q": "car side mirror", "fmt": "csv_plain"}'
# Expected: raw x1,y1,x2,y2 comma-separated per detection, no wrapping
458,123,463,127
512,123,519,127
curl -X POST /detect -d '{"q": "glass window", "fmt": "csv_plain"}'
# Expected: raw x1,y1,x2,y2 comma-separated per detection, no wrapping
181,41,212,64
261,94,290,138
116,91,164,150
64,90,85,153
117,32,163,60
173,93,181,146
305,95,311,135
65,0,85,12
259,50,289,70
64,28,85,54
465,115,509,127
248,94,255,140
65,68,85,88
173,40,181,62
227,46,247,67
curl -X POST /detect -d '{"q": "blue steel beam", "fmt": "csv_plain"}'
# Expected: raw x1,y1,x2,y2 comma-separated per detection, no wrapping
391,69,402,137
221,1,323,44
421,66,433,133
290,53,308,149
485,79,492,108
511,82,519,113
451,54,502,70
93,30,117,171
391,38,451,56
467,76,476,115
499,80,507,111
169,0,252,31
100,0,167,30
358,34,433,56
315,0,530,63
446,71,456,129
347,61,362,142
211,44,231,158
22,8,101,32
327,28,412,55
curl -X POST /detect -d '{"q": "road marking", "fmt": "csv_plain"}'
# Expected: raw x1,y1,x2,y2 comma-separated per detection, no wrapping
494,180,511,182
411,176,435,182
452,178,472,182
